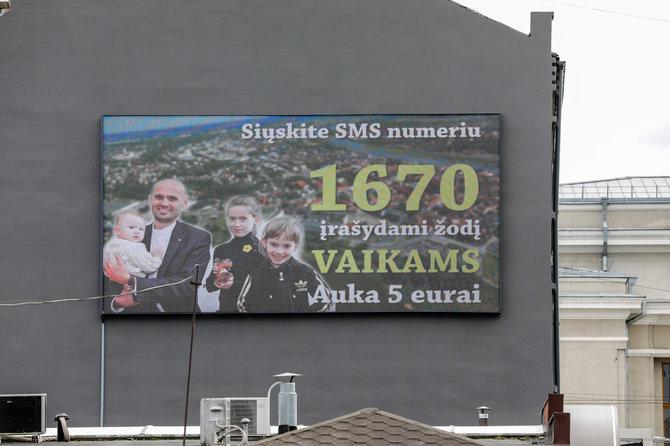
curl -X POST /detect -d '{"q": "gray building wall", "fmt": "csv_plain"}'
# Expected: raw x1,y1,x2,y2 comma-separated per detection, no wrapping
0,0,555,427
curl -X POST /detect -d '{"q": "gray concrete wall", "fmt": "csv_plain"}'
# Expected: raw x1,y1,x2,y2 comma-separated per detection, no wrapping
0,0,555,427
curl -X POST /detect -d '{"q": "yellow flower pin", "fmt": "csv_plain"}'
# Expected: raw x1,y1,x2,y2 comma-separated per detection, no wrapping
243,244,252,252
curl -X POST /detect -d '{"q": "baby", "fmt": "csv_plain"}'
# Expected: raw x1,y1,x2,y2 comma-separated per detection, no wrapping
103,211,162,277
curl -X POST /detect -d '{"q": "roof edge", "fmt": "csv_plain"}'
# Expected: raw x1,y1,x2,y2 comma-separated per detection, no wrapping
560,175,670,186
252,407,490,445
452,1,552,39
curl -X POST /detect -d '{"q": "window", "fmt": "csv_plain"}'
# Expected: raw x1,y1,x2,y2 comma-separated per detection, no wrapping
664,363,670,438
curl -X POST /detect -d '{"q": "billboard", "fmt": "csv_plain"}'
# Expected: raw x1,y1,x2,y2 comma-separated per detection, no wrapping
102,115,500,314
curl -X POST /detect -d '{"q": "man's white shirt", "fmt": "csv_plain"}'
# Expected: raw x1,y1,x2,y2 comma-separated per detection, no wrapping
148,221,176,278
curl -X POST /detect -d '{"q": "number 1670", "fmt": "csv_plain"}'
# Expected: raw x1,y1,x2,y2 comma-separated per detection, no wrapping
310,164,479,212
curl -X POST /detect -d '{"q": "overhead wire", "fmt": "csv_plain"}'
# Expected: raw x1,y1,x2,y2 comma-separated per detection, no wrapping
0,276,192,307
5,268,670,309
559,268,670,295
565,394,669,405
0,278,450,421
543,0,670,23
2,270,668,419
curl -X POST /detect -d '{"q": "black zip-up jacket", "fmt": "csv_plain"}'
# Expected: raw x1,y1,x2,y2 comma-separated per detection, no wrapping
237,257,331,313
204,233,263,312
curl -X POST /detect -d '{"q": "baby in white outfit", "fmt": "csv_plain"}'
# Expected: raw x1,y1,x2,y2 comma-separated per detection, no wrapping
103,211,162,277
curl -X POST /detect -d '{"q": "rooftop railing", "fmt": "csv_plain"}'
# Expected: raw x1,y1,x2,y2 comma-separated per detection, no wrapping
559,183,670,203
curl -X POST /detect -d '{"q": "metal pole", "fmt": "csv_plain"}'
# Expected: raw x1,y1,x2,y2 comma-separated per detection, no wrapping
183,265,201,446
552,57,565,394
100,319,105,427
602,198,609,272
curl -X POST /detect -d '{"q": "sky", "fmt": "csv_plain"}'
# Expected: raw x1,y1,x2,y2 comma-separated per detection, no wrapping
453,0,670,184
103,116,235,134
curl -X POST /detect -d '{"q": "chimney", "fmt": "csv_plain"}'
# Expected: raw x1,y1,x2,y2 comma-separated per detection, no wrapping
274,372,301,434
477,406,491,426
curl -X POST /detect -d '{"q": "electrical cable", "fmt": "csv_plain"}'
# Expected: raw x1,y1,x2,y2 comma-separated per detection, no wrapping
182,265,200,446
5,265,669,309
543,0,670,23
2,268,667,422
565,396,669,405
560,272,670,295
0,274,440,418
213,423,248,446
0,276,192,307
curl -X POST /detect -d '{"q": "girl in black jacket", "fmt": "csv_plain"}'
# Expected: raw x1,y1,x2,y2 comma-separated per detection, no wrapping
205,196,264,312
237,216,332,313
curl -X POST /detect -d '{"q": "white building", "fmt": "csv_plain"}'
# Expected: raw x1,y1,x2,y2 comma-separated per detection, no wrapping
559,176,670,437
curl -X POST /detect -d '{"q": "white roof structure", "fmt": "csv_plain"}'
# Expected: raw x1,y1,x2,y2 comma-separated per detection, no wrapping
559,176,670,202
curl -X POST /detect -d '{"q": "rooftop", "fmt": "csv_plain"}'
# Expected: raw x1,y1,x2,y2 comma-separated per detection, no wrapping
251,408,490,446
559,176,670,203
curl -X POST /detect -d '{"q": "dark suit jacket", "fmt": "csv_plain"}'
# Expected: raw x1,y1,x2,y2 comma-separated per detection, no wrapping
136,220,211,313
105,220,211,314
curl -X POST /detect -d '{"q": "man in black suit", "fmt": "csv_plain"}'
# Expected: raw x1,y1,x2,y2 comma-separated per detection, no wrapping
104,179,211,313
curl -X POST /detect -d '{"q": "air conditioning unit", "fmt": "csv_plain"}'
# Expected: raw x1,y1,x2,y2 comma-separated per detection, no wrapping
0,394,47,435
226,397,270,436
200,397,270,445
200,398,230,446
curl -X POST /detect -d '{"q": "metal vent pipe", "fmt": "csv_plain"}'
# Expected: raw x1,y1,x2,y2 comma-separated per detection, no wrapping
477,406,491,426
278,382,297,433
274,372,301,434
